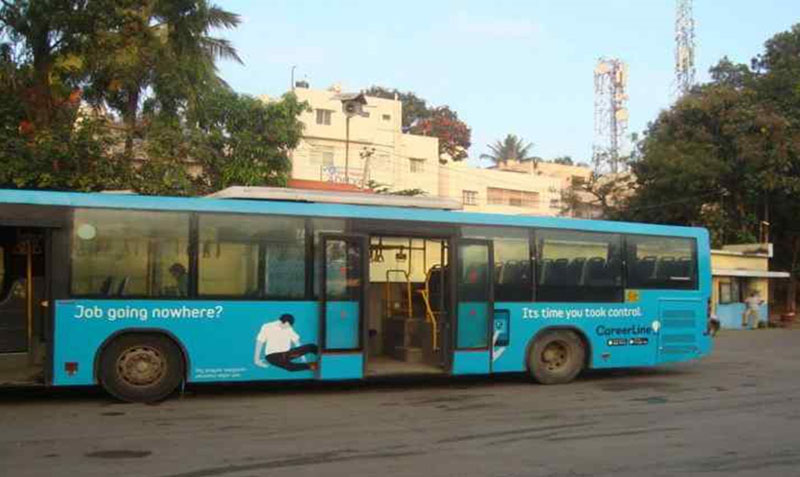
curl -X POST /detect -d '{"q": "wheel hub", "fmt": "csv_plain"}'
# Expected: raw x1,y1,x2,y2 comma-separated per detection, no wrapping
117,346,166,387
541,341,569,371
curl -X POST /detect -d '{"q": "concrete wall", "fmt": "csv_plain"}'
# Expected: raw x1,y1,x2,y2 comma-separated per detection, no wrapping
288,87,440,194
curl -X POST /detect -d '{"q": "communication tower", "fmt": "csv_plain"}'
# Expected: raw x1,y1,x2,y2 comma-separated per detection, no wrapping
593,58,629,174
675,0,696,96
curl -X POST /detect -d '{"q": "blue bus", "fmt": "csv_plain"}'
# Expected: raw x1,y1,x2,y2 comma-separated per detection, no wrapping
0,187,713,402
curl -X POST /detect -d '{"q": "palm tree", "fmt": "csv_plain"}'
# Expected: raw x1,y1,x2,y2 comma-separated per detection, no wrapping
86,1,242,156
480,134,537,167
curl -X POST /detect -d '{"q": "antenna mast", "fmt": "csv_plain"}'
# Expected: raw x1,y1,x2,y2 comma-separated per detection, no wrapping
593,58,629,175
675,0,696,96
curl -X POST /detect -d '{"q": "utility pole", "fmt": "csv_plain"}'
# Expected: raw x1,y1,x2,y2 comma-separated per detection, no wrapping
345,115,351,183
339,93,367,185
290,65,297,91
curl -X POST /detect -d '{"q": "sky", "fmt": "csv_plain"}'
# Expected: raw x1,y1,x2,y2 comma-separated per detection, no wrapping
215,0,799,167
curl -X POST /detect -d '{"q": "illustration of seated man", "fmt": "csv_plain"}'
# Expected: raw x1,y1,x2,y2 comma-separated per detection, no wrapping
254,313,319,371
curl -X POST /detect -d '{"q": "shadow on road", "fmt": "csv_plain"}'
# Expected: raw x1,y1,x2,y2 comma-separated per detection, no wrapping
0,365,694,405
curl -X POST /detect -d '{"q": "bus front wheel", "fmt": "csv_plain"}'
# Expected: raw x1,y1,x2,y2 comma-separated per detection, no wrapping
99,334,185,403
527,330,585,384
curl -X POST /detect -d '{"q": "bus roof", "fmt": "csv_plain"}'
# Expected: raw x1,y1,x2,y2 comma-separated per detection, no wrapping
206,186,463,210
0,188,707,239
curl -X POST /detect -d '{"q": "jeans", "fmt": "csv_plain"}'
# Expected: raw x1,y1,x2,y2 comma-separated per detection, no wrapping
266,344,319,371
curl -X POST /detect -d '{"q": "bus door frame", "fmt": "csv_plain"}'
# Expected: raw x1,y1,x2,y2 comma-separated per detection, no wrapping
450,238,494,375
317,233,369,380
0,204,68,386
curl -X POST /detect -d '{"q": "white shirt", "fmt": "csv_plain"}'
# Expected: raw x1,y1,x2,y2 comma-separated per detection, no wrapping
744,295,762,311
257,321,300,355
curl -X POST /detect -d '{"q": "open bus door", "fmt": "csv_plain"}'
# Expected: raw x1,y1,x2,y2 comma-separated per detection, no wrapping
451,239,494,375
318,234,367,380
0,227,51,385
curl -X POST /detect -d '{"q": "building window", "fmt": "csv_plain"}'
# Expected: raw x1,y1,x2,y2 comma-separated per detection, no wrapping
719,278,743,304
462,190,478,206
311,146,335,166
382,114,391,121
316,109,332,125
71,209,190,297
487,187,540,208
198,214,306,299
410,158,425,173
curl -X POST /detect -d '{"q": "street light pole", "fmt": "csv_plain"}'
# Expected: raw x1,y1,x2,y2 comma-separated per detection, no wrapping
345,115,351,183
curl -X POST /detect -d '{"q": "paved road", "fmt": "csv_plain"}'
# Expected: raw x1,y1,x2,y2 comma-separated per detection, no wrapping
2,330,799,477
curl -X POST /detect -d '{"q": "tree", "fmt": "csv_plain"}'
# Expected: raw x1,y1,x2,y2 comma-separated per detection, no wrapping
411,106,471,163
83,1,241,157
480,134,536,166
617,24,800,310
552,156,574,166
622,83,796,246
363,86,428,130
189,88,309,192
0,0,99,131
561,172,634,219
0,1,131,192
365,86,472,163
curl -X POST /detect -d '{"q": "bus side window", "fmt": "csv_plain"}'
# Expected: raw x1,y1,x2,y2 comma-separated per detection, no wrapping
536,229,623,303
626,236,697,290
493,238,532,302
71,209,190,297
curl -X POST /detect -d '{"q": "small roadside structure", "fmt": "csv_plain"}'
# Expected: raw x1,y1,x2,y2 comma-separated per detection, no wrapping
711,243,790,329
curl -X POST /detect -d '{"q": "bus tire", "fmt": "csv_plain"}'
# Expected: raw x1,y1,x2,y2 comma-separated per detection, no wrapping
527,329,585,385
99,334,185,403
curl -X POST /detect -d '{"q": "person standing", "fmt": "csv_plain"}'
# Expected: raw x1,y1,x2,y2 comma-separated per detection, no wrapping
742,290,765,329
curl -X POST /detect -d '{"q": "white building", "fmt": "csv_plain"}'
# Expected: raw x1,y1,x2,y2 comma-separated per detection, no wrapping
280,83,593,217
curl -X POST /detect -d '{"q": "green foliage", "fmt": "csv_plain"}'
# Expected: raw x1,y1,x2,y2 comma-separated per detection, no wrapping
365,180,426,197
619,23,800,278
0,1,306,197
480,134,536,166
190,89,309,192
551,156,574,166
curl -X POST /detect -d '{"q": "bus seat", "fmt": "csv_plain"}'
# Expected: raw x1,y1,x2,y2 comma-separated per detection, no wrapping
635,256,657,282
676,257,693,278
116,277,129,296
567,257,586,286
549,258,569,286
584,257,611,286
538,259,553,284
656,256,676,280
99,276,114,296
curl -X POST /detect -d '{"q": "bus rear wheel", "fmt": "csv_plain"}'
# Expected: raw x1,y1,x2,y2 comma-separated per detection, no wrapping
528,330,585,385
99,334,185,403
